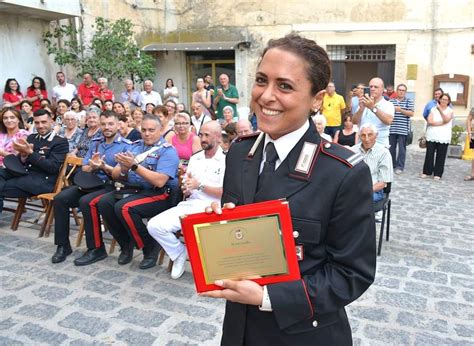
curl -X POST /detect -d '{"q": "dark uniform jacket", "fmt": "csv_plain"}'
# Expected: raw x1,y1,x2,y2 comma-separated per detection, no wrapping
220,120,376,345
20,132,69,194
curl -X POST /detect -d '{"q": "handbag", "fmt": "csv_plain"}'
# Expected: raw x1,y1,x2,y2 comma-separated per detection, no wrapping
407,122,413,145
418,135,427,149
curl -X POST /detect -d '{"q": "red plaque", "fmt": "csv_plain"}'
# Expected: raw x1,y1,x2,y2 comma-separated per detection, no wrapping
180,199,301,293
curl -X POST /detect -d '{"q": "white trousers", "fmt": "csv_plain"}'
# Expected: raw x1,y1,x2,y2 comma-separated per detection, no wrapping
147,199,210,261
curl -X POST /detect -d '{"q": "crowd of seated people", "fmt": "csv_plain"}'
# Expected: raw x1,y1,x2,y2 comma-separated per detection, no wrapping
0,73,250,280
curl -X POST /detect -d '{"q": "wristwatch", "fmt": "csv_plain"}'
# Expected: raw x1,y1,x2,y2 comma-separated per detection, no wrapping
130,163,139,171
372,106,378,113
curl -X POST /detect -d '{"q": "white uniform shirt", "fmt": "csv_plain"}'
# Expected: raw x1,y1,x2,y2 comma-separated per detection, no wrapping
186,148,226,202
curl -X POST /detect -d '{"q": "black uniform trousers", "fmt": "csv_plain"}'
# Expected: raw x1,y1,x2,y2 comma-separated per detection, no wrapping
53,185,113,249
97,189,171,250
0,169,55,212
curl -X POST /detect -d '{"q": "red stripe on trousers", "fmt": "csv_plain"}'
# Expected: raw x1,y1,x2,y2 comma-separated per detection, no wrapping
89,193,106,248
122,193,169,249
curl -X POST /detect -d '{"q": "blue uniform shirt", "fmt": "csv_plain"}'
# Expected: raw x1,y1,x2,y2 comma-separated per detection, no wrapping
127,137,179,189
83,134,131,180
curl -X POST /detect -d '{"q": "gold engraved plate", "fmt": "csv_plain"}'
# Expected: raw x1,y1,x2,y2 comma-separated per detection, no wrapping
194,215,288,284
295,142,317,174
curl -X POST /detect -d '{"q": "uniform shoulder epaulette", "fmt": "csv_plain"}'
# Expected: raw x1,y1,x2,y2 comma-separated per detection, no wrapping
91,137,103,142
319,140,364,168
235,131,260,142
162,142,172,148
131,139,143,145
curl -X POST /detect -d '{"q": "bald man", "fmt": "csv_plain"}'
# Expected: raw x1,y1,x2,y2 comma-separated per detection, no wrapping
236,119,254,137
353,77,394,147
147,121,226,280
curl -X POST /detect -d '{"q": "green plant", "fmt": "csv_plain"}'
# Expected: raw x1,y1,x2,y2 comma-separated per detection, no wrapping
43,17,154,83
451,125,464,145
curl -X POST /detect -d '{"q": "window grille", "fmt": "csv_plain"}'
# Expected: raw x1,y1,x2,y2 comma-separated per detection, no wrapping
327,45,395,61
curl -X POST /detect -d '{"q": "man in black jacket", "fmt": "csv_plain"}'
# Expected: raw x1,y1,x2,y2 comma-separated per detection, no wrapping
0,109,69,213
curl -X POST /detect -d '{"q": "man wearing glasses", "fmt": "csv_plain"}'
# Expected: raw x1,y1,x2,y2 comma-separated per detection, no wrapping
389,84,414,174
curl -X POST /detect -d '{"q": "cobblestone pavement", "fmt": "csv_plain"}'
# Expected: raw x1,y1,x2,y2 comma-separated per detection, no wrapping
0,145,473,345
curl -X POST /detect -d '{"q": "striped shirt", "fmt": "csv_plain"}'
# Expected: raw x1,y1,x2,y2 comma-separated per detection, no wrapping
352,142,393,185
389,97,414,135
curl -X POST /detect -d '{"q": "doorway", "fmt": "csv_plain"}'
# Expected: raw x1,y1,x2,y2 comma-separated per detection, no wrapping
328,45,396,101
186,51,235,106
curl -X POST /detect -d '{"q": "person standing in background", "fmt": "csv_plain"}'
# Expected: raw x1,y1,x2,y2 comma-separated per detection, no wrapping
52,72,77,103
77,73,99,107
213,73,239,121
320,81,346,138
389,84,414,174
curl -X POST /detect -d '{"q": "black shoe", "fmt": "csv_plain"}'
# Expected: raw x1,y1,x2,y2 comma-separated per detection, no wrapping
74,246,107,266
139,242,160,269
118,242,134,265
51,245,72,263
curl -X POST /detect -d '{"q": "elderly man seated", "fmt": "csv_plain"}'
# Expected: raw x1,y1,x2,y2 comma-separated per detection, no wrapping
352,123,393,203
147,121,226,279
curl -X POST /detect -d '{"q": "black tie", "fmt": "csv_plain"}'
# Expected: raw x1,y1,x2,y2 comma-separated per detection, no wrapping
257,142,278,191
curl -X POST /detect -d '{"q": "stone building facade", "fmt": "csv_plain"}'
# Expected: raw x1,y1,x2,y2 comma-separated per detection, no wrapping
79,0,473,130
1,0,473,134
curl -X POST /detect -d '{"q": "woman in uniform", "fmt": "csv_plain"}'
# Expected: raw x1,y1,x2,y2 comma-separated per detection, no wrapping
204,33,376,345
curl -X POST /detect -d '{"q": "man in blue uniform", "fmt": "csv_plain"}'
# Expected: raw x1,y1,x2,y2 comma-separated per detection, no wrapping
0,109,69,213
51,111,130,264
97,114,179,269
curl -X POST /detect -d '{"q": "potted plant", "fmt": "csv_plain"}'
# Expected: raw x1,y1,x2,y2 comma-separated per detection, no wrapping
448,125,464,158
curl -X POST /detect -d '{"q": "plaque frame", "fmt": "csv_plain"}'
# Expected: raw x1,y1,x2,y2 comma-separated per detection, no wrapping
180,199,300,293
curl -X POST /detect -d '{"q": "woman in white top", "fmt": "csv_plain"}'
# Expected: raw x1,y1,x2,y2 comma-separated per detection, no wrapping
421,93,454,180
163,78,179,103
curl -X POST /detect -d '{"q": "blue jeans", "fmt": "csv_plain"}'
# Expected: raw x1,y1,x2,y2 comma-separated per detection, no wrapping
389,134,407,170
373,190,384,202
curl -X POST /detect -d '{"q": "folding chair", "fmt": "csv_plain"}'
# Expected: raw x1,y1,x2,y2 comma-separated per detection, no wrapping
10,155,83,236
374,182,391,256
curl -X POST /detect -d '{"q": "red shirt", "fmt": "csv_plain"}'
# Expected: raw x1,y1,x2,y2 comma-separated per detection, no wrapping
2,92,24,110
78,83,100,106
26,88,49,111
98,88,114,102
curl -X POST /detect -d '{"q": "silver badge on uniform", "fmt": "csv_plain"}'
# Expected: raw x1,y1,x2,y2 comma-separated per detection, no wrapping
295,142,317,174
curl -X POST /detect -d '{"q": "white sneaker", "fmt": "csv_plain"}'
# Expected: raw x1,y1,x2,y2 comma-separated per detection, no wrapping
171,250,187,280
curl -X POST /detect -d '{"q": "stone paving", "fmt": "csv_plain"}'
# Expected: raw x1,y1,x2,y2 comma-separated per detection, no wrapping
0,145,473,345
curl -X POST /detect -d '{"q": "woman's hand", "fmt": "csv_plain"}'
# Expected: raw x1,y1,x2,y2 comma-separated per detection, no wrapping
200,279,264,306
205,201,236,215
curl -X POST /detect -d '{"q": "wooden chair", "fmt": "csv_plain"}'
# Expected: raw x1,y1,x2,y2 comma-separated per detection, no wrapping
10,155,83,237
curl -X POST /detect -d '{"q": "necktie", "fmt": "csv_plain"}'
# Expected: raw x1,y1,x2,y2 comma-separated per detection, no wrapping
257,142,278,191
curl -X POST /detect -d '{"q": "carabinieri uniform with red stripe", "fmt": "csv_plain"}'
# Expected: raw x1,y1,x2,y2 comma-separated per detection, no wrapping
53,134,131,255
97,136,179,269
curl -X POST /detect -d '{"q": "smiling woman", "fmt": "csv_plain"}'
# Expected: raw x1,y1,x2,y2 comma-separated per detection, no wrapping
203,33,376,345
0,107,29,166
